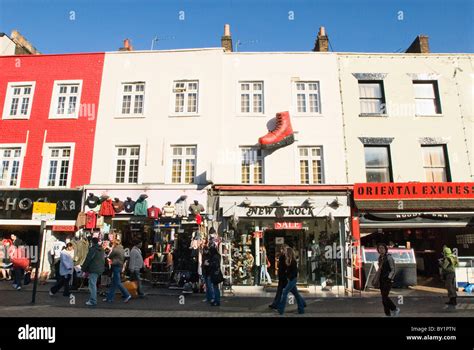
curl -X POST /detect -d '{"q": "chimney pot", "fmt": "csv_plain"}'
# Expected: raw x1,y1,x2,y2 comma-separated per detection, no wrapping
313,26,329,52
224,24,231,37
221,24,233,52
319,26,326,36
119,38,133,51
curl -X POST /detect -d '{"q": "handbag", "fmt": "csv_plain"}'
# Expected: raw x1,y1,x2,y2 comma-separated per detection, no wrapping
211,270,224,284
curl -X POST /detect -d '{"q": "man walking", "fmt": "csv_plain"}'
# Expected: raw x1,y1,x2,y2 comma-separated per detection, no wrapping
82,237,105,307
269,244,288,310
440,245,458,306
128,240,145,298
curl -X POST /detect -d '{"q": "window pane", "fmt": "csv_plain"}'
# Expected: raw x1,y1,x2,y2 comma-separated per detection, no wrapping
425,168,447,182
415,99,437,115
309,94,319,113
68,96,77,114
115,159,126,183
122,95,131,114
9,97,19,116
296,83,305,91
129,159,139,183
188,82,197,91
59,86,67,94
57,96,66,114
312,160,322,184
253,83,262,91
9,160,19,186
297,94,306,113
175,94,184,113
124,85,132,92
413,83,435,98
173,147,182,156
241,163,250,184
254,160,263,184
241,94,250,113
134,95,144,114
48,160,58,186
366,169,390,183
59,160,69,186
172,159,182,183
300,160,309,184
360,99,383,114
20,97,29,115
70,86,78,94
365,147,389,167
253,93,263,113
130,147,140,156
359,83,382,98
186,147,196,156
241,83,250,91
299,148,308,157
422,146,445,167
185,159,195,183
187,93,197,113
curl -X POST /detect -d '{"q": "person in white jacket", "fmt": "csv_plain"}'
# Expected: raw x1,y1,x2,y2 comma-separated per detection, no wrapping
49,243,74,297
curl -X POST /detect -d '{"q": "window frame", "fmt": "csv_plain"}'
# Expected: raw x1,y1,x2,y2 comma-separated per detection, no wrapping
358,80,387,117
421,144,451,182
297,146,324,184
237,81,265,116
240,146,264,184
292,81,322,117
413,80,442,116
2,81,36,120
116,82,146,118
114,145,141,184
170,80,200,117
363,145,393,183
49,80,83,119
0,143,26,188
40,142,75,188
169,145,197,184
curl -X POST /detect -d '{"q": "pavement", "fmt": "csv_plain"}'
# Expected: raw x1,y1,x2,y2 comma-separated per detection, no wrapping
0,281,473,317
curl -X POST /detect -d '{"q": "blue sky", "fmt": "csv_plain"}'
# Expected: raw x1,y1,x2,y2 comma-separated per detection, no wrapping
0,0,472,54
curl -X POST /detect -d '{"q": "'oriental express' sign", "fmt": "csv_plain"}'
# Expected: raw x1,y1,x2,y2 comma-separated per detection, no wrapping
354,183,474,200
274,222,303,230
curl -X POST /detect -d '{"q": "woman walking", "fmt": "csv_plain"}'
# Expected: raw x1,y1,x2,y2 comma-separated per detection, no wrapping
269,244,288,309
277,247,306,315
374,243,400,317
209,246,222,306
49,243,74,297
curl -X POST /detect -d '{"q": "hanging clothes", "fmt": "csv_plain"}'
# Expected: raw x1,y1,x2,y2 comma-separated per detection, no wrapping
96,215,105,229
162,204,176,218
85,194,100,209
147,206,161,219
124,197,136,213
76,212,86,228
134,196,148,216
112,199,124,213
175,198,188,217
99,198,115,217
85,211,97,229
195,213,202,225
189,202,204,215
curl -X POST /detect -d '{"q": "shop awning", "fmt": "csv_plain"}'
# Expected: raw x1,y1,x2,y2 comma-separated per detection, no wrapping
359,212,474,228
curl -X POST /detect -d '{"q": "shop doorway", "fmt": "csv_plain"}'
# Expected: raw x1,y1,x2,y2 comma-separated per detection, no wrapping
264,229,307,284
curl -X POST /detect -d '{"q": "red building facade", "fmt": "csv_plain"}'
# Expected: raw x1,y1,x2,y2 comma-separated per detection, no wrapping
0,53,104,188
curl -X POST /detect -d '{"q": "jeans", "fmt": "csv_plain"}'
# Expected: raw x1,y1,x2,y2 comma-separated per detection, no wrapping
444,272,457,299
50,274,71,296
130,270,144,296
278,278,306,314
88,273,99,305
380,278,397,316
271,278,287,307
260,265,272,284
106,265,131,302
12,268,23,287
205,276,214,302
212,283,221,305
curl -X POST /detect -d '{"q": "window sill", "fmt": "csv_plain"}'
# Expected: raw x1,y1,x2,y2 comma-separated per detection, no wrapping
49,116,79,120
2,116,31,120
359,113,388,118
415,114,444,118
293,114,324,118
114,115,146,119
235,114,267,118
168,114,201,118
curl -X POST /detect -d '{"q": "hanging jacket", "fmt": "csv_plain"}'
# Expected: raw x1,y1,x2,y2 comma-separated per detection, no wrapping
162,204,176,217
86,195,100,209
85,211,97,229
175,200,188,217
124,198,136,213
76,212,86,228
134,199,148,216
99,199,115,217
147,206,161,219
112,199,124,213
74,238,89,266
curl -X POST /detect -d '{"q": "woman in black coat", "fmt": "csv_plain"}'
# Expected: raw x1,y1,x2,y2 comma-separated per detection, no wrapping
209,246,222,306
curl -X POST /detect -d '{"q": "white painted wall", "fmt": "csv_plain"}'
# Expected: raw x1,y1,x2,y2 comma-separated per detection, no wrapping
91,49,348,186
0,35,15,56
337,53,474,183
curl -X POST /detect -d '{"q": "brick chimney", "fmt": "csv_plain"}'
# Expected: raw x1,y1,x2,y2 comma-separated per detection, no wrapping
10,30,40,55
405,35,430,54
313,26,329,52
119,38,133,51
221,24,233,52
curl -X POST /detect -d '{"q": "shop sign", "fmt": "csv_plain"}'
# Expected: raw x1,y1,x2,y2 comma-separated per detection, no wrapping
246,206,315,217
354,182,474,200
274,222,303,230
32,202,56,221
52,225,76,232
0,190,82,221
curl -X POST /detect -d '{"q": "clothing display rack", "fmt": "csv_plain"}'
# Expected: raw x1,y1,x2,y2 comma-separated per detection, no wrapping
220,240,234,295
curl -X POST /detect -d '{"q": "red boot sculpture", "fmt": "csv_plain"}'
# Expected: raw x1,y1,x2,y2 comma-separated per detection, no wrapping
258,111,295,150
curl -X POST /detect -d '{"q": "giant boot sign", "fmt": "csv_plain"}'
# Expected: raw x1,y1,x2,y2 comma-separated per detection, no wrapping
258,111,295,150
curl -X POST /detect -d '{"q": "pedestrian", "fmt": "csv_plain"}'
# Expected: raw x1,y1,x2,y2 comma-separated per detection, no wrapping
10,243,29,291
0,239,12,281
209,245,223,306
373,243,400,317
81,237,105,307
49,243,74,297
10,234,23,248
128,240,145,298
269,244,288,309
277,246,306,315
202,244,214,303
104,238,131,303
260,246,272,285
440,245,458,306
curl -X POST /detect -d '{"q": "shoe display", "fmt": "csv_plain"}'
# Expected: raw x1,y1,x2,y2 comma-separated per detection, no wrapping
258,111,295,150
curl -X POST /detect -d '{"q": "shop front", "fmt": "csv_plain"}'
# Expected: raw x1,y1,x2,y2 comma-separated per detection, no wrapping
0,189,83,278
352,182,474,289
81,185,210,287
212,185,352,289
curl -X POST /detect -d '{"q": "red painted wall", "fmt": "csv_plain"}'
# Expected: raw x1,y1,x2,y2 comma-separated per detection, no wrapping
0,53,104,188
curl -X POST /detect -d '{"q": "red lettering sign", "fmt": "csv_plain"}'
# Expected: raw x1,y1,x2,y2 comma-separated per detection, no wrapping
52,225,76,232
274,222,303,230
354,182,474,200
